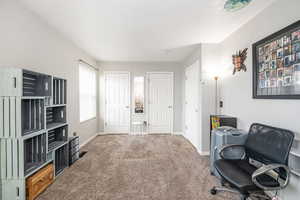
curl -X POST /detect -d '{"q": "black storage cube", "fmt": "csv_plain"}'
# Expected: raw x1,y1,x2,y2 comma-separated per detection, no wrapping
22,99,45,136
45,97,51,107
52,78,67,105
48,125,68,152
24,133,47,175
55,144,68,176
46,106,66,129
68,136,79,166
23,70,51,96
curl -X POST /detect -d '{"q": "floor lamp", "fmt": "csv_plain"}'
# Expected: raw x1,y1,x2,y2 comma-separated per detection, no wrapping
214,76,219,115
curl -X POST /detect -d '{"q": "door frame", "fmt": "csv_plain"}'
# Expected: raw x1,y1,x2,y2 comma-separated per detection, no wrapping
104,71,131,134
184,60,201,150
146,72,174,134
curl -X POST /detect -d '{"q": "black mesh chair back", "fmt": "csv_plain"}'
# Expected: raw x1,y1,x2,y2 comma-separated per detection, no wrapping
245,123,294,166
211,123,295,198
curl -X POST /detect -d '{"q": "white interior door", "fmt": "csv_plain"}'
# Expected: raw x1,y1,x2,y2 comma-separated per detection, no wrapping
105,72,130,133
147,72,173,134
185,61,200,149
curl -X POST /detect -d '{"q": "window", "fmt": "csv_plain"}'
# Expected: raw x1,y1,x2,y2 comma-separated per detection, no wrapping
79,62,97,122
133,76,144,114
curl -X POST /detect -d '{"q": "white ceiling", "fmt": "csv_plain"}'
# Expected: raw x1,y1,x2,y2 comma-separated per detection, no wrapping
20,0,276,62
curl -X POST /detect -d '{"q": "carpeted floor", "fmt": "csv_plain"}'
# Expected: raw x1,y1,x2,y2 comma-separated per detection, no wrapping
38,135,236,200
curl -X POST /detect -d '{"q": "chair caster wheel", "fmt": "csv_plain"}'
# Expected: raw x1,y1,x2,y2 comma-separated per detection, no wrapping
210,188,217,195
240,196,247,200
221,180,226,186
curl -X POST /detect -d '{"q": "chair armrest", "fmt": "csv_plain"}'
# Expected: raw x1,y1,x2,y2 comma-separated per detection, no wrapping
252,164,290,191
219,144,246,160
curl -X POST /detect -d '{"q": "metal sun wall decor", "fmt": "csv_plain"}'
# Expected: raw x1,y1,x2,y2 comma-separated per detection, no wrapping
232,48,248,75
224,0,252,12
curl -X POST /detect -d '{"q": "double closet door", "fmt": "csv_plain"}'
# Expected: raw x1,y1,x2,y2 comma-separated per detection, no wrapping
104,71,174,134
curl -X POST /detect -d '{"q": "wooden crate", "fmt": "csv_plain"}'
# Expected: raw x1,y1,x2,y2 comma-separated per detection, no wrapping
26,164,54,200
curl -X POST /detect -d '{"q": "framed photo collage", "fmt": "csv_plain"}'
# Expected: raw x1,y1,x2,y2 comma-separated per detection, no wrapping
253,20,300,99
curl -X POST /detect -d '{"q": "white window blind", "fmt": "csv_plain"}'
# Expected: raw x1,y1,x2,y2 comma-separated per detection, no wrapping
79,62,97,122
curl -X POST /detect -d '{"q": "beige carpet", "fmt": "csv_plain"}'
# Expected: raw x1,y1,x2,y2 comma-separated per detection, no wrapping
38,135,236,200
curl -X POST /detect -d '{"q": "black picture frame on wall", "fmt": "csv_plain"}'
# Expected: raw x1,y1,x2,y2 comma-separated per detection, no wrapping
253,20,300,99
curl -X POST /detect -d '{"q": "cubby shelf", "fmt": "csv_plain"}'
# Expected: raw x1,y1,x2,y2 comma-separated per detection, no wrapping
55,144,68,176
48,125,68,152
48,141,68,152
47,122,68,131
52,77,67,105
24,160,53,178
21,96,45,99
46,104,66,108
0,67,69,200
23,70,52,97
22,98,45,136
46,106,66,130
24,133,47,176
22,129,46,140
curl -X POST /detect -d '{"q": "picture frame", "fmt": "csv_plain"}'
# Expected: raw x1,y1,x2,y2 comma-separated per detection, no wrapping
253,20,300,99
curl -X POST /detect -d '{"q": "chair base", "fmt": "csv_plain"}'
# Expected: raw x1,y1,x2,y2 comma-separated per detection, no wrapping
210,186,271,200
210,186,248,200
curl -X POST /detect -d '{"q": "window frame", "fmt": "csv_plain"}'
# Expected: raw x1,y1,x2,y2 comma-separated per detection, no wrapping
79,62,97,123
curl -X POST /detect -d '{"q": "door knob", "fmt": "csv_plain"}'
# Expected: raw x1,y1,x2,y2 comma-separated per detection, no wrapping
126,106,130,108
168,106,173,108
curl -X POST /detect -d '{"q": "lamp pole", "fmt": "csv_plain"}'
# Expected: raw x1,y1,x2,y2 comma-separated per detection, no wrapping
214,76,219,115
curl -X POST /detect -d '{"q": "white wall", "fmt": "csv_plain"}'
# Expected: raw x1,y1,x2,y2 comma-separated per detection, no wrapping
182,45,216,154
201,44,222,153
0,0,99,145
98,61,183,133
205,0,300,199
219,0,300,138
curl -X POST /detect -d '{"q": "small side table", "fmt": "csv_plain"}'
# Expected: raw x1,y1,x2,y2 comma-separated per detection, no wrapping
131,121,145,135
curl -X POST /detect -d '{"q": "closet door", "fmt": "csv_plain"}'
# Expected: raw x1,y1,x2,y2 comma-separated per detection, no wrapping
185,61,200,150
104,72,131,133
147,72,173,134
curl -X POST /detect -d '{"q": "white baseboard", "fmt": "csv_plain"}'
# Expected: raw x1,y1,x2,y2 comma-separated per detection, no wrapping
129,132,148,135
98,132,128,135
99,132,184,135
199,151,210,156
173,132,183,135
79,133,99,149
